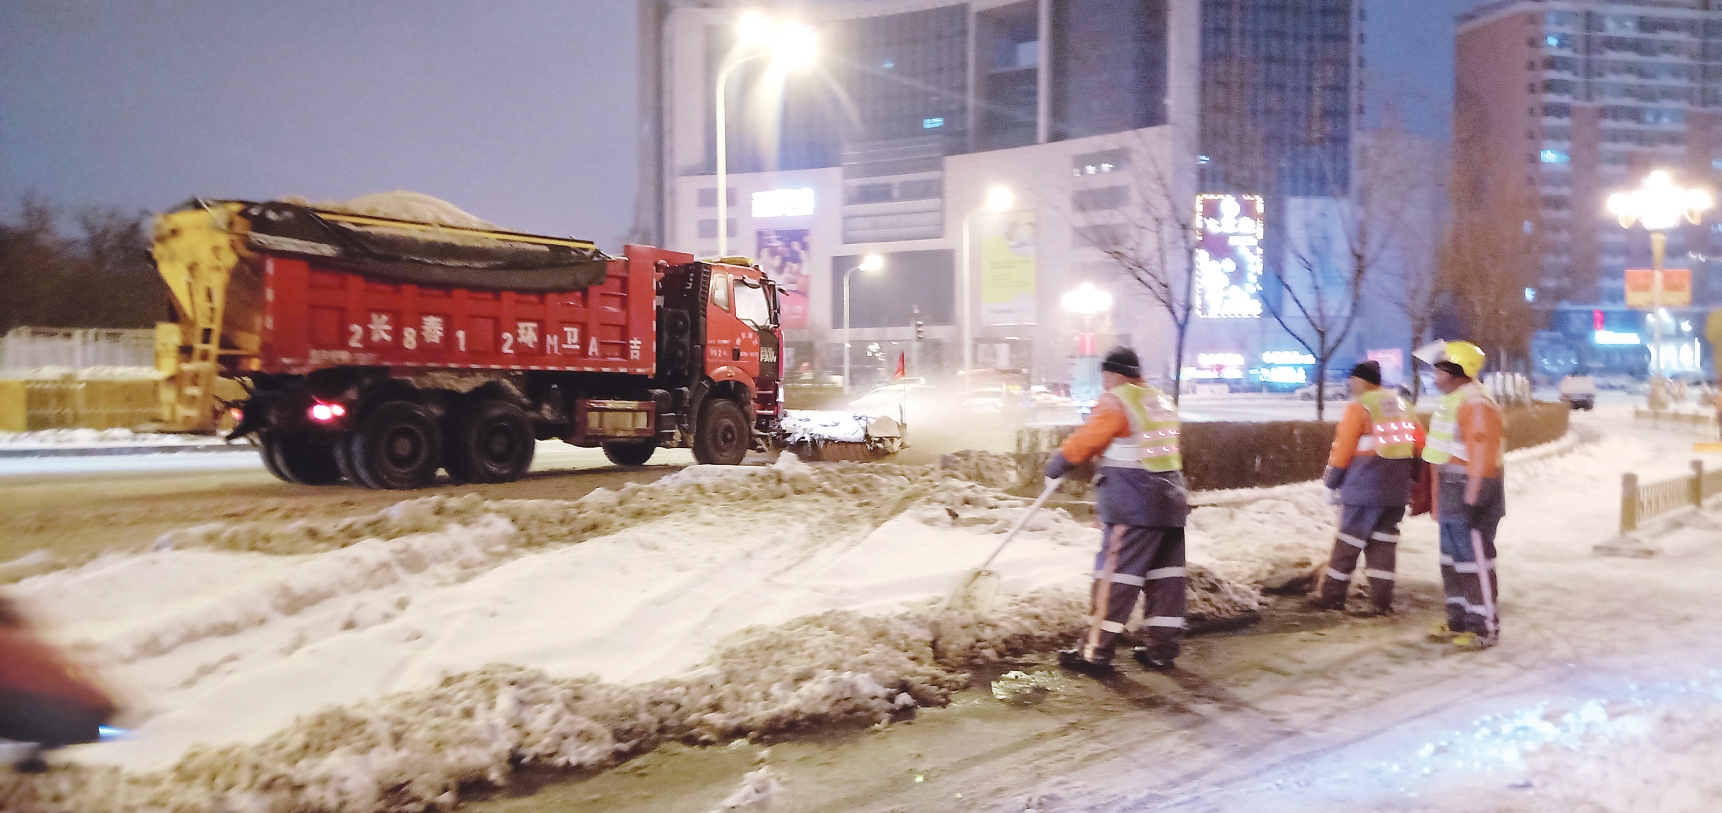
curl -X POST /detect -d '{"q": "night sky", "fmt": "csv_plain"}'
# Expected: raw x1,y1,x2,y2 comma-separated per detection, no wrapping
1,1,1474,252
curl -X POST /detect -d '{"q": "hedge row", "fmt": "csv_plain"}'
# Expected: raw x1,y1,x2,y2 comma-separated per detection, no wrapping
1014,402,1570,492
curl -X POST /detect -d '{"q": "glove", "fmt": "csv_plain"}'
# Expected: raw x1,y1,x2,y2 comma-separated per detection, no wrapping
1322,465,1347,491
1044,452,1075,481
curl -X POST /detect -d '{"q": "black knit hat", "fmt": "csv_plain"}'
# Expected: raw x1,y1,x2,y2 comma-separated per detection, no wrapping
1349,360,1382,386
1433,360,1467,379
1101,346,1142,378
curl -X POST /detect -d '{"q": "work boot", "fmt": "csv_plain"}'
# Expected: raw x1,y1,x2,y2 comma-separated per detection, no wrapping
1348,603,1394,618
1426,622,1461,643
1056,649,1114,675
1307,597,1345,612
1131,647,1175,671
1449,631,1498,652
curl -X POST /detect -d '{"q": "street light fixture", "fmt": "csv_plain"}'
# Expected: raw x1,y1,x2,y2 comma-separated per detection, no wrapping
843,254,885,392
959,185,1015,373
1607,170,1713,382
715,15,817,259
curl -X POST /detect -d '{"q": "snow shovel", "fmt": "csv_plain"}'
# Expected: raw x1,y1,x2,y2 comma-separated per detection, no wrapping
943,478,1062,614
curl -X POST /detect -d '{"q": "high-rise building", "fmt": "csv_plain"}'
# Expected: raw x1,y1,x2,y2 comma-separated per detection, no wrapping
633,0,1373,388
1457,0,1722,310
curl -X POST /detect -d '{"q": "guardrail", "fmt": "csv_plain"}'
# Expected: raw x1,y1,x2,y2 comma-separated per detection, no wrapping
1632,407,1717,437
1618,459,1722,534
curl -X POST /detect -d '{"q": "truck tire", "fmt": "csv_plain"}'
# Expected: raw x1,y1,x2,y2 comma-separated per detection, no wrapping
446,399,535,483
602,440,657,467
258,434,291,483
262,432,343,485
693,399,748,466
345,400,443,490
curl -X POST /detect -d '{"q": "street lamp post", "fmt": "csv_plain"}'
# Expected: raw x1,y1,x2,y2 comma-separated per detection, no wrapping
843,254,885,392
1608,170,1713,385
714,13,816,259
959,185,1015,374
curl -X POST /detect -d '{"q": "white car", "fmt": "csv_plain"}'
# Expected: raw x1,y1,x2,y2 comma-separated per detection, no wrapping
1294,383,1349,402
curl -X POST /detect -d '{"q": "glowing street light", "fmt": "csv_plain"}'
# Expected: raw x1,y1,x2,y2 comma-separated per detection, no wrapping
715,14,817,258
959,185,1015,372
842,254,885,392
1607,170,1713,382
1062,282,1113,316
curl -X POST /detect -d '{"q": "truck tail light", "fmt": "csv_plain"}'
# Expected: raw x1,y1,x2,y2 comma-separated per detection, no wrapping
309,401,347,422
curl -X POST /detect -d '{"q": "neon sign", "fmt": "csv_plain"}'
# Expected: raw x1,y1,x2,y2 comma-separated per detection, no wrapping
1194,194,1265,318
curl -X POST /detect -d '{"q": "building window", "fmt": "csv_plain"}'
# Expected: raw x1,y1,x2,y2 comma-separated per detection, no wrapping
1072,149,1130,177
697,219,737,239
697,188,737,208
1540,149,1570,164
1072,186,1129,212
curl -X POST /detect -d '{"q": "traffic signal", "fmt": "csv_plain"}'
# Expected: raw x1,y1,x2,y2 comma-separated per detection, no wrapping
914,320,925,341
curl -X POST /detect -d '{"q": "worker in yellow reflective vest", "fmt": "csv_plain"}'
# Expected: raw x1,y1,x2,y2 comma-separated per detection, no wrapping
1045,346,1189,675
1417,340,1505,651
1311,360,1425,615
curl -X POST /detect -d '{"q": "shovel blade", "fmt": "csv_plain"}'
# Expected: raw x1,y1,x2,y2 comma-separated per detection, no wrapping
943,567,1001,614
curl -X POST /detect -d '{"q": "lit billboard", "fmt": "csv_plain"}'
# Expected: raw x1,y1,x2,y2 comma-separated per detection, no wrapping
1194,194,1264,318
1624,268,1691,308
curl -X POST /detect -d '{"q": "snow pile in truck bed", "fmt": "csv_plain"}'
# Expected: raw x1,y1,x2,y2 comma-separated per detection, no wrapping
284,191,500,231
0,454,1280,812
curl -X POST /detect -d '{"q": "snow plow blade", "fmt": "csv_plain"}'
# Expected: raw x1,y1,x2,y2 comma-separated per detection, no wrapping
777,411,903,462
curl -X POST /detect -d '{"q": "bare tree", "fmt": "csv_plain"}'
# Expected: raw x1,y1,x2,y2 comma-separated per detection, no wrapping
1438,190,1540,374
1062,131,1200,403
1263,132,1418,418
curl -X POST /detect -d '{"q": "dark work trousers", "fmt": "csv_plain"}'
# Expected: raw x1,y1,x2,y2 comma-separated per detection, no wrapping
1439,516,1501,636
1316,505,1405,612
1081,525,1186,664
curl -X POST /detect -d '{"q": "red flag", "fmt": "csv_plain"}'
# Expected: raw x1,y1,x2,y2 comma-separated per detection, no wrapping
894,353,906,379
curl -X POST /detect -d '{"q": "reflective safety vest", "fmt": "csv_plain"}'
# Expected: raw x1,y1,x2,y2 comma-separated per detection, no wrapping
1099,383,1183,473
1422,382,1500,465
1356,388,1418,459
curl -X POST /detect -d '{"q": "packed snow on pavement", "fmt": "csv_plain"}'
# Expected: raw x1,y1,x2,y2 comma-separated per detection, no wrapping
2,411,1722,812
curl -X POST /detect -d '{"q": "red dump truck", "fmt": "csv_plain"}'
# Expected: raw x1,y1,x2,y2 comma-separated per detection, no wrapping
151,199,784,488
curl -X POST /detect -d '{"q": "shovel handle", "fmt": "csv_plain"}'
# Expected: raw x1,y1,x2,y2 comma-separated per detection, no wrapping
978,479,1062,570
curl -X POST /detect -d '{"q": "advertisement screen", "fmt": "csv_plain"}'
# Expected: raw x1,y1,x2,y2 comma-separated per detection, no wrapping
1194,194,1264,318
1625,268,1691,308
757,228,810,328
981,211,1037,325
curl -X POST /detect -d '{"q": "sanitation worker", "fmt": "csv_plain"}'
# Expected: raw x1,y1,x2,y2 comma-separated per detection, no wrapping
1044,346,1188,674
1310,360,1424,616
1418,340,1505,651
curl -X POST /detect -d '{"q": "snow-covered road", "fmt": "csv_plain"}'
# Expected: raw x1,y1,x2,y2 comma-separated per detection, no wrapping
4,405,1722,813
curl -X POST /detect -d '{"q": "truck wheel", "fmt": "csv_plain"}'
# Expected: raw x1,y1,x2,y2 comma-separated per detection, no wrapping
602,440,657,467
263,432,343,485
346,400,443,489
693,399,748,466
447,399,535,483
258,433,292,483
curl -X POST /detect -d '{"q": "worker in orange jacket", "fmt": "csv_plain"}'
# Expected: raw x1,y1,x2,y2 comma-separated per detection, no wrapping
1418,340,1505,651
1044,346,1188,675
1311,360,1425,615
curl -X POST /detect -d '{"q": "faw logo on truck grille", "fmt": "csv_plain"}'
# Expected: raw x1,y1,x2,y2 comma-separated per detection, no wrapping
761,347,777,364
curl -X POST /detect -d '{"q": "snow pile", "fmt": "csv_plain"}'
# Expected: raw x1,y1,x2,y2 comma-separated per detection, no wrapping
0,428,219,448
939,450,1021,489
710,764,782,811
0,366,158,381
0,454,1300,811
287,191,500,231
777,411,869,443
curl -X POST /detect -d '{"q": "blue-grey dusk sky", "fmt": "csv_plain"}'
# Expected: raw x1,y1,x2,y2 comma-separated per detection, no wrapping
2,1,1474,252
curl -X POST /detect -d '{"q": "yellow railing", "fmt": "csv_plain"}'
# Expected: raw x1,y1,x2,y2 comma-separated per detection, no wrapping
1619,460,1722,533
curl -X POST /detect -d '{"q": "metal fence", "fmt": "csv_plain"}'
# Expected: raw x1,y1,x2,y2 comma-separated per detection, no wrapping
1632,407,1718,438
1618,460,1722,534
0,327,155,371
